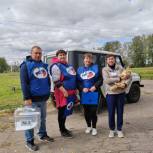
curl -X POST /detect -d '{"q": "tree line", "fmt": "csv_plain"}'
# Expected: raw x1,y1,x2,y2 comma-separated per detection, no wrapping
99,34,153,67
0,57,20,73
0,58,10,73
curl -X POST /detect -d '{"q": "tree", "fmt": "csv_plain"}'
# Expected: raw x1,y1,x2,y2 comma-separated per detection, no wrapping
130,36,145,67
147,34,153,66
0,57,10,73
103,41,121,52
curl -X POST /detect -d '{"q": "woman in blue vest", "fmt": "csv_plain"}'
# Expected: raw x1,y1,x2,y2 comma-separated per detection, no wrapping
77,53,103,136
50,49,77,138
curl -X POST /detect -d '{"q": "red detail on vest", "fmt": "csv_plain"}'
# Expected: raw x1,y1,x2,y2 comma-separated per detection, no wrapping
54,89,77,108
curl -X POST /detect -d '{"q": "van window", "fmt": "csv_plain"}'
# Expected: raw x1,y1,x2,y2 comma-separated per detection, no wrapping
98,54,106,68
116,56,123,67
69,51,99,69
77,53,97,67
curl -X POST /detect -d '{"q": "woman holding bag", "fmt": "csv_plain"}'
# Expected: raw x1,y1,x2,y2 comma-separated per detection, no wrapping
77,53,103,136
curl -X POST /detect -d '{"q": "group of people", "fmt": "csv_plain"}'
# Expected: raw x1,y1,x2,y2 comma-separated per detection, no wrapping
20,46,131,151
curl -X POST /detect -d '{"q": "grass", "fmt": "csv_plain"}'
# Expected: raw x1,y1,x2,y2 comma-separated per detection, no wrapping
0,72,23,111
131,67,153,80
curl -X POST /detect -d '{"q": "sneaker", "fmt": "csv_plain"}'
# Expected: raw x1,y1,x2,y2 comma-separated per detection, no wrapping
109,130,115,138
85,127,92,134
117,131,124,138
65,129,72,134
25,141,39,151
91,128,97,136
61,131,73,138
39,135,54,142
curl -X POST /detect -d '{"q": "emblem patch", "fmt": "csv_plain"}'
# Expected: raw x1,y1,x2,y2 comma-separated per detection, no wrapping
66,66,76,75
80,70,95,79
67,101,74,110
33,67,47,78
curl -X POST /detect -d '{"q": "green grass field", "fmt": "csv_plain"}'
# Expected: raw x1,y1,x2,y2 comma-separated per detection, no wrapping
132,67,153,80
0,72,23,111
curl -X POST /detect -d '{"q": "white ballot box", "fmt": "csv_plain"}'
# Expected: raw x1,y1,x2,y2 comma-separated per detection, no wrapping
14,107,40,131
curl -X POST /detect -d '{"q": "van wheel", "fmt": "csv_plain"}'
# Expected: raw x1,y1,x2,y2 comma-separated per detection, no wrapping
127,83,140,103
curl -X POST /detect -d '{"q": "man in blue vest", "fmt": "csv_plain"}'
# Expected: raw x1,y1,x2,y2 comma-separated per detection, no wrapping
20,46,54,151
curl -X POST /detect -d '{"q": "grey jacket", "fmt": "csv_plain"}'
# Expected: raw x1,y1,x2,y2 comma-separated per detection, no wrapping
102,64,131,95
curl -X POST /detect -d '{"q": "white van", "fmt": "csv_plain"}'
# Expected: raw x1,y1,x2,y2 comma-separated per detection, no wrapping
44,48,143,109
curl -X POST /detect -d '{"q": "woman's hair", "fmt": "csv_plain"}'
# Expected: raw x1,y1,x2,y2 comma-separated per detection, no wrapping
56,49,67,56
106,54,116,59
84,53,93,59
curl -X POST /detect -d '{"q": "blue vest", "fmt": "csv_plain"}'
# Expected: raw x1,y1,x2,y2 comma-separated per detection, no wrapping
51,63,76,90
77,64,99,88
64,95,76,117
26,61,50,96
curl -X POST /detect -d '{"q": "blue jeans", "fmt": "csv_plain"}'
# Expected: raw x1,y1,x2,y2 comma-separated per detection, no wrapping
25,101,47,142
106,93,125,131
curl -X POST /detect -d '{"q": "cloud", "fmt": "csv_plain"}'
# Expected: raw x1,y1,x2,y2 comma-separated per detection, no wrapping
0,0,153,63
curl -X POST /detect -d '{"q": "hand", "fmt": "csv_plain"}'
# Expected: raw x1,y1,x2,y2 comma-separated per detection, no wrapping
116,77,121,82
63,90,68,97
89,86,96,92
83,88,89,93
117,83,126,88
24,99,32,106
59,86,68,97
74,102,80,107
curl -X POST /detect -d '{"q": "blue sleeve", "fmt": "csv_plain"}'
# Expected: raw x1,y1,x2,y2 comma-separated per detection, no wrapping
20,62,31,100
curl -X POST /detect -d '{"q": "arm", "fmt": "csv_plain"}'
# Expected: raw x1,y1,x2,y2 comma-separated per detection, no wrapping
20,63,32,105
51,64,68,97
102,67,121,85
76,69,89,92
124,74,132,87
47,64,51,88
90,67,103,92
76,73,83,91
94,67,103,89
51,64,62,87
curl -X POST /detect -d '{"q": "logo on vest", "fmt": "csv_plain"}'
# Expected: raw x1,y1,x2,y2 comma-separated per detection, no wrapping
66,66,76,75
67,102,74,110
80,71,95,79
33,67,47,79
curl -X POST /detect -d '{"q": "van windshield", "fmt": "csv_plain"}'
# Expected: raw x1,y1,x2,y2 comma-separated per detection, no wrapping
44,50,124,69
68,51,106,70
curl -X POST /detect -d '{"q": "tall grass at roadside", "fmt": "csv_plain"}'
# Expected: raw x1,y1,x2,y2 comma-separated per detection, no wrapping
132,67,153,80
0,72,23,111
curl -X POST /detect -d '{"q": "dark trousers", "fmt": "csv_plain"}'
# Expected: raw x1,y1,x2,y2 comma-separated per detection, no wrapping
106,93,125,131
58,106,67,133
83,105,98,128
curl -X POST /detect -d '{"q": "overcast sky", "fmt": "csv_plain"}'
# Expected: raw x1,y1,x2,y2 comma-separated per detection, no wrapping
0,0,153,64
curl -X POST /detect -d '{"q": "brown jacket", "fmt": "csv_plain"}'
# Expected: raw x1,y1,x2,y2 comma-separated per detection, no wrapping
102,64,131,95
